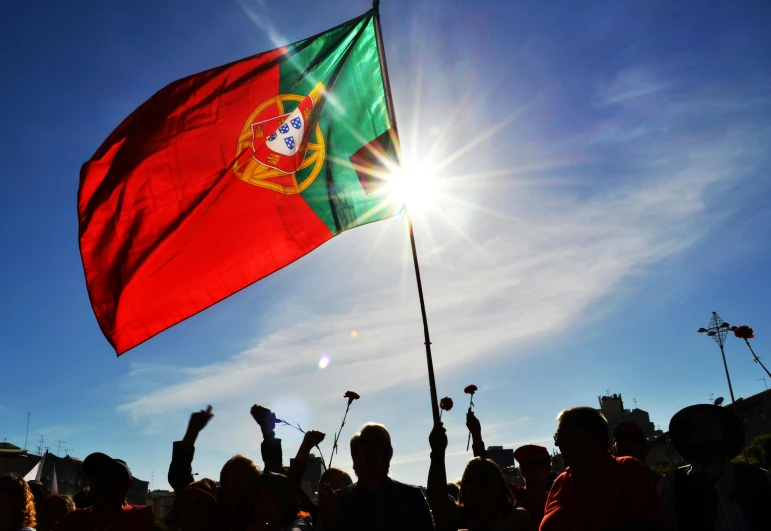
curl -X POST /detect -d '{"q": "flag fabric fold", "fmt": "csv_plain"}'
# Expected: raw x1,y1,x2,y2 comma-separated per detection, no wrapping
79,10,401,354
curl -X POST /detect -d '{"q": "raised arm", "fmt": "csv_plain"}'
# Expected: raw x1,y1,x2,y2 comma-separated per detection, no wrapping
427,422,461,531
289,430,326,485
467,410,487,459
251,404,284,474
168,405,214,492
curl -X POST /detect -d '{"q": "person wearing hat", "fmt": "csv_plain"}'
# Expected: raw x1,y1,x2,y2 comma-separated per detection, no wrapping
175,478,221,531
613,420,662,487
511,445,551,528
51,452,152,531
661,404,771,531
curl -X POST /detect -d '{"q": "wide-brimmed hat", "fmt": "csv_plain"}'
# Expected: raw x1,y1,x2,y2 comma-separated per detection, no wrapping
83,452,132,482
669,404,744,460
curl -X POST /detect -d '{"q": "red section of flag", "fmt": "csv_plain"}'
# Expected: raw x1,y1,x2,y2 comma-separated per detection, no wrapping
78,47,333,354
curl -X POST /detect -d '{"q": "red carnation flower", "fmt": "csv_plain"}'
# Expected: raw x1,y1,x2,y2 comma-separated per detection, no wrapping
464,384,478,394
344,390,361,401
330,391,361,468
440,397,454,412
734,326,755,340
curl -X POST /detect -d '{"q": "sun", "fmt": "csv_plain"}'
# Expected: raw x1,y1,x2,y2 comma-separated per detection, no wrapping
384,157,441,213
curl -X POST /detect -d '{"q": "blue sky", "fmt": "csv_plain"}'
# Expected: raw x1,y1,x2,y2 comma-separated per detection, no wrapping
1,0,771,489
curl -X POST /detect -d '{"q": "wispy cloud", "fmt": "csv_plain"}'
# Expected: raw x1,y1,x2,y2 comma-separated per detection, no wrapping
595,65,669,107
119,131,759,420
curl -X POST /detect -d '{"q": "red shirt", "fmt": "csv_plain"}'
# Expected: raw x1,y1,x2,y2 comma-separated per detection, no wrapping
52,504,153,531
540,453,657,531
510,483,547,528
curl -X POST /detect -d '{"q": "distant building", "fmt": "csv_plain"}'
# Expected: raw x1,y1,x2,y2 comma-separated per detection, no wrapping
598,393,662,449
0,446,148,505
726,388,771,443
486,446,514,470
300,453,325,502
147,490,176,524
646,432,685,470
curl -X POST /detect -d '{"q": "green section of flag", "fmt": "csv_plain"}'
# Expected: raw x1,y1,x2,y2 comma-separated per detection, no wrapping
279,11,402,235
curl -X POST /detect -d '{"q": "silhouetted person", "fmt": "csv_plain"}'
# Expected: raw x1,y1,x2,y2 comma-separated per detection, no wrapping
249,472,312,531
168,405,261,531
428,423,533,531
174,478,220,531
25,480,49,530
446,481,461,502
72,488,90,509
319,468,353,492
465,410,547,526
661,404,771,531
321,423,432,531
52,452,152,531
512,445,551,528
46,495,74,528
0,474,37,531
220,454,262,531
613,420,662,487
541,407,658,531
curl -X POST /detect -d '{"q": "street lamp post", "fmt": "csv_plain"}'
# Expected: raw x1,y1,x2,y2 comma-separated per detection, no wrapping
697,311,736,405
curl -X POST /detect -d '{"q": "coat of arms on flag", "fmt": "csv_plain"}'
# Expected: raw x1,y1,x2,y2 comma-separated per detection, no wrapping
251,82,324,175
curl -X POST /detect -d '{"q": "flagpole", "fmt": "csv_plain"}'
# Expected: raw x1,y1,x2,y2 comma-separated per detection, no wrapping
373,0,441,424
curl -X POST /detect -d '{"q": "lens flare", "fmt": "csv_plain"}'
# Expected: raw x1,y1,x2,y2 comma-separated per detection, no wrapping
318,355,330,369
350,330,359,339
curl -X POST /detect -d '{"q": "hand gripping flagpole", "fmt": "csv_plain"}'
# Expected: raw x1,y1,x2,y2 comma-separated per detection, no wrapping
373,0,441,424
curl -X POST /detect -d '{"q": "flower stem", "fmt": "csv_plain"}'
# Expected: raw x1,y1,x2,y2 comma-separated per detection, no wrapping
745,338,771,379
328,401,352,469
278,419,327,469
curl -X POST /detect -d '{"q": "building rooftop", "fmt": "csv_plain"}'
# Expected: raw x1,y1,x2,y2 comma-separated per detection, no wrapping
0,442,27,455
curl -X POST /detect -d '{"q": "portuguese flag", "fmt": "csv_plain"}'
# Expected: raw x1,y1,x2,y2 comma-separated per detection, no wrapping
79,10,401,354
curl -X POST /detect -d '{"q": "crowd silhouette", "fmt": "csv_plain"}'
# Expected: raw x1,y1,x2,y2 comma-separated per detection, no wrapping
1,401,769,531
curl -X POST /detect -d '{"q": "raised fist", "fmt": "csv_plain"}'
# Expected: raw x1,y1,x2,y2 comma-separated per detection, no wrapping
250,404,276,431
303,430,326,447
187,405,214,434
429,422,448,453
